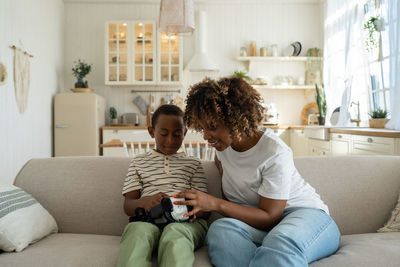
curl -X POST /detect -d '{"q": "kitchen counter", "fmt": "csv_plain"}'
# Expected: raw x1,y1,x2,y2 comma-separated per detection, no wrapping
102,125,147,130
103,125,400,138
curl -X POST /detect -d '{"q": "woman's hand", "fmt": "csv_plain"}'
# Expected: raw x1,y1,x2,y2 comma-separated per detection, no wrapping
174,190,220,218
140,192,169,211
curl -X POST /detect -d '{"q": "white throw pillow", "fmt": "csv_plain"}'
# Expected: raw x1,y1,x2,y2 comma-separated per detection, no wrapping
0,184,58,252
378,193,400,233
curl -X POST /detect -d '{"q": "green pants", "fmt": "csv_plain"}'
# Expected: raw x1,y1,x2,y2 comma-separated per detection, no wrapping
117,219,208,267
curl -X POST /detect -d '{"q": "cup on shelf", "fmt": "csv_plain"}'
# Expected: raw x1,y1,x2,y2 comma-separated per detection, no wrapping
270,44,278,57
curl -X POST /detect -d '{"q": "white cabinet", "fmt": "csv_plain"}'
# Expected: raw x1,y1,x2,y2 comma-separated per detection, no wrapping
105,21,182,86
272,128,290,146
290,129,308,156
236,56,322,90
308,139,331,156
351,135,395,155
330,133,351,156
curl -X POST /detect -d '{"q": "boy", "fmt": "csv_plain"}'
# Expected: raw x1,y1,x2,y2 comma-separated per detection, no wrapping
118,104,209,267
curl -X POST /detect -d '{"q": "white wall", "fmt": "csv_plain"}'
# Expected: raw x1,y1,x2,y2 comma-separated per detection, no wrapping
64,0,323,125
0,0,64,184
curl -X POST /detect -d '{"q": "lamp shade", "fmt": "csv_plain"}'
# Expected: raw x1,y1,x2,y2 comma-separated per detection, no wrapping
159,0,195,35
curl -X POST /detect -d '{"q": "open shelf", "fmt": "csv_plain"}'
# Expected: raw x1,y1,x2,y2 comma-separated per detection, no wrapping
236,56,322,62
252,85,316,90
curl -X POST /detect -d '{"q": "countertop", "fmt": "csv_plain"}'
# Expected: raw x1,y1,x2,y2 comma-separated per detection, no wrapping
103,125,400,138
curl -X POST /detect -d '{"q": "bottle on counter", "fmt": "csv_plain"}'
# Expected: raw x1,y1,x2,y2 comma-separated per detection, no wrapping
250,41,256,57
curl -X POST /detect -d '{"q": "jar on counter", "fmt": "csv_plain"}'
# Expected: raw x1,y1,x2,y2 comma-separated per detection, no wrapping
250,41,256,57
240,47,247,57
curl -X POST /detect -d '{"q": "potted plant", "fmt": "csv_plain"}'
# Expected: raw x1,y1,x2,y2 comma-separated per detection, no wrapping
72,59,92,88
109,107,118,125
232,70,252,82
315,84,327,125
364,16,385,52
369,108,389,128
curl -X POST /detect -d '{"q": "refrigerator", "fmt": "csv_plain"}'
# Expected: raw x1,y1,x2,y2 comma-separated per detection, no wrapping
54,93,105,156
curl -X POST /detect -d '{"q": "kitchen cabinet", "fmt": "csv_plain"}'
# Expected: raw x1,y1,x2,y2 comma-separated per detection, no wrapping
105,21,182,86
351,135,395,155
102,128,206,157
236,56,322,90
272,128,290,146
308,139,331,156
330,133,351,156
290,129,308,156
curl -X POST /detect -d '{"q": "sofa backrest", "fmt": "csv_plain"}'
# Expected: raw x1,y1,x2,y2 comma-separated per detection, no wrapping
294,156,400,235
14,156,400,236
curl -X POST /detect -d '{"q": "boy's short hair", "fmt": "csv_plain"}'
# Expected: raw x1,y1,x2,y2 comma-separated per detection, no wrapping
151,104,185,128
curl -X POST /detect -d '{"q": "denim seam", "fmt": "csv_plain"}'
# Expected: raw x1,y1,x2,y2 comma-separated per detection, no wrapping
303,217,333,251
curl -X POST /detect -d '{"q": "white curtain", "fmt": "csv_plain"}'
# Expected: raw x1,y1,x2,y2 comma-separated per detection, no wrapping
323,0,370,126
385,0,400,130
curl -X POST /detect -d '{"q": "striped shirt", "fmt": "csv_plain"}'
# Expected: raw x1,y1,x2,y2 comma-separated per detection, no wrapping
122,150,207,197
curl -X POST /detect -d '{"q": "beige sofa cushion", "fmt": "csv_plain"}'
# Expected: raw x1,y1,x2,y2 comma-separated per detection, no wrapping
310,232,400,267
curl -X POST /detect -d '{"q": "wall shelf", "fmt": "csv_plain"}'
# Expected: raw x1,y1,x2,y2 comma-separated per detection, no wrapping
236,56,322,62
252,85,315,90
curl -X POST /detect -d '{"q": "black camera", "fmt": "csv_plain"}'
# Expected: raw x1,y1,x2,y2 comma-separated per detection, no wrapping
129,197,193,229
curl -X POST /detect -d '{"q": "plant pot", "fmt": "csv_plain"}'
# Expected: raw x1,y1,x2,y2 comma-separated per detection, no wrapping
369,118,389,128
318,116,325,126
111,118,118,125
74,78,88,88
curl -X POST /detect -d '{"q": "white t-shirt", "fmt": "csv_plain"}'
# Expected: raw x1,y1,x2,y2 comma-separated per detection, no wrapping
216,128,329,214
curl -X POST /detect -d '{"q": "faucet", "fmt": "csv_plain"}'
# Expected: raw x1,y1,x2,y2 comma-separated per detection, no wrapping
350,101,360,126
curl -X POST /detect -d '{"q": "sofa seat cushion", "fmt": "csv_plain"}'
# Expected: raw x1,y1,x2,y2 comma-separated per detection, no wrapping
0,233,120,267
310,232,400,267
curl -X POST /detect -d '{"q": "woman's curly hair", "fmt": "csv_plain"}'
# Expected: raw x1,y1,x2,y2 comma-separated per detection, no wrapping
184,77,264,140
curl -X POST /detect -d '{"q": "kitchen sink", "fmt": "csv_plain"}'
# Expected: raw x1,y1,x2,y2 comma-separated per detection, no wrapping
304,126,330,141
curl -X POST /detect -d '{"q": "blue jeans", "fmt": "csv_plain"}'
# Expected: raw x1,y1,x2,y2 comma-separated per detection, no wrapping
206,207,340,267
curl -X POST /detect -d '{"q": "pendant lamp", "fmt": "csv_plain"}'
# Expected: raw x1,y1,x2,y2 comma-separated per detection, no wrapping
159,0,195,35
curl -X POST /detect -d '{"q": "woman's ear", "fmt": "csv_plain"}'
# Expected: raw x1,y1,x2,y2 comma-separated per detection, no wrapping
148,126,155,138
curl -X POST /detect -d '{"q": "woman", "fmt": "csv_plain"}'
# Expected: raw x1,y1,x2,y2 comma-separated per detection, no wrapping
176,77,340,266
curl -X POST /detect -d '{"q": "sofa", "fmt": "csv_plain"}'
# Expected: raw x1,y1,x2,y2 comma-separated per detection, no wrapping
1,156,400,267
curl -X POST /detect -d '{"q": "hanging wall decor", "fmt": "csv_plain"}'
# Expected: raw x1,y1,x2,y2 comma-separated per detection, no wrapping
0,62,7,85
10,45,33,114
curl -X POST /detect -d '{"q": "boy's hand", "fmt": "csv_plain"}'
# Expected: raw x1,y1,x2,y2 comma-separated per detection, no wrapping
140,192,169,211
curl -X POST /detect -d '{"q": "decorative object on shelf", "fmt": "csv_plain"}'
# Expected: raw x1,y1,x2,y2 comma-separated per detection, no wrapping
301,102,319,125
306,47,321,57
260,47,268,57
159,0,195,35
291,41,302,56
11,43,32,114
315,84,327,125
240,47,247,57
0,61,7,85
109,107,118,125
72,59,92,88
368,108,389,128
232,70,252,82
250,41,256,56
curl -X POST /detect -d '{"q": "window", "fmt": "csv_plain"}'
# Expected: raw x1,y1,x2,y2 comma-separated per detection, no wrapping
364,0,390,113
